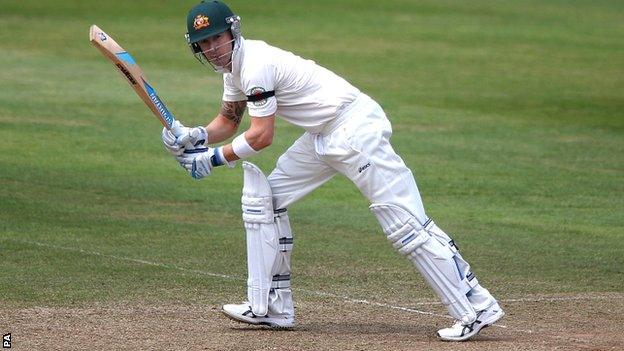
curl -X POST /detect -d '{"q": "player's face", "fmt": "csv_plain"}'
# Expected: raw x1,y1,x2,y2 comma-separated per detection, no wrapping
198,31,234,70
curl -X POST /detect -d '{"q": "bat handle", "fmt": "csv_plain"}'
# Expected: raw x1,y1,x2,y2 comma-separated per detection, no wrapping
168,120,207,152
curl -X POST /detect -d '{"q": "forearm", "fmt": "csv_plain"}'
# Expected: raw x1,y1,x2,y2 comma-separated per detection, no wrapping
222,117,274,162
206,100,247,144
206,114,238,144
220,132,263,162
203,101,274,164
220,132,268,161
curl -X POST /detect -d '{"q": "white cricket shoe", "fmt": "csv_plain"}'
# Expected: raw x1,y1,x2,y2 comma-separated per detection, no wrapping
221,303,295,329
437,302,505,341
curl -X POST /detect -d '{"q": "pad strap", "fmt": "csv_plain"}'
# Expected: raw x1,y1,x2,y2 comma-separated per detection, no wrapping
271,209,293,290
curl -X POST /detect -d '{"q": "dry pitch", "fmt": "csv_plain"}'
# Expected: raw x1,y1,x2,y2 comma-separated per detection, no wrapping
5,292,623,350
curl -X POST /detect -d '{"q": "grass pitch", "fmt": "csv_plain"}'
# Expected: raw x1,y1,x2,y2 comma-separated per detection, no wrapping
1,0,623,349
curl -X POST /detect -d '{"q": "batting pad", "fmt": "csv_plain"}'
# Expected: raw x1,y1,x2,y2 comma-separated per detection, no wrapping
370,203,477,324
424,220,479,295
242,162,278,316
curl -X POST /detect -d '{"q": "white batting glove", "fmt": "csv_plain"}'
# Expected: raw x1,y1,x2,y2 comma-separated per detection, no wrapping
162,127,183,156
177,149,212,179
176,147,234,179
174,121,208,149
161,120,208,156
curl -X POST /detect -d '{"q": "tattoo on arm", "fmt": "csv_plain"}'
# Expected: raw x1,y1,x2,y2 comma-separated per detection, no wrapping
220,100,246,125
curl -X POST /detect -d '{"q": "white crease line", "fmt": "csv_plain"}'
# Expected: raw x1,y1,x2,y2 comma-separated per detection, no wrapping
406,294,624,306
502,295,624,303
295,289,531,332
4,239,454,320
7,238,622,335
296,288,449,319
11,239,235,280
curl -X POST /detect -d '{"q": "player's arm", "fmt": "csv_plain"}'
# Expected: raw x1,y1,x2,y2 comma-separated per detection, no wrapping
205,100,247,144
222,114,275,162
174,113,274,179
161,100,245,155
171,70,276,178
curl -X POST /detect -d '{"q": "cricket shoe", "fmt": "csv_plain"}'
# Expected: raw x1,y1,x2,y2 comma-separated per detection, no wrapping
221,303,295,329
437,302,505,341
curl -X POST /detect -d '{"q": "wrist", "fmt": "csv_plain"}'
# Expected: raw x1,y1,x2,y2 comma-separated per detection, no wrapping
231,133,260,159
210,147,236,168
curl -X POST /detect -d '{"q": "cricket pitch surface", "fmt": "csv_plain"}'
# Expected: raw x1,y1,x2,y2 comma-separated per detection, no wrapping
4,292,622,350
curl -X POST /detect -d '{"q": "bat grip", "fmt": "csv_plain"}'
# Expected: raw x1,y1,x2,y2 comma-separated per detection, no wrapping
184,142,198,150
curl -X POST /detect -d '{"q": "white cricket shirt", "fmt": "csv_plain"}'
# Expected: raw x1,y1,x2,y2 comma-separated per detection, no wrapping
222,37,361,134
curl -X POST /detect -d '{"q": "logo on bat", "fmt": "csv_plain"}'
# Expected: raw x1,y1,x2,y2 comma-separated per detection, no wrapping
97,32,107,41
193,15,210,30
115,63,137,85
143,79,175,128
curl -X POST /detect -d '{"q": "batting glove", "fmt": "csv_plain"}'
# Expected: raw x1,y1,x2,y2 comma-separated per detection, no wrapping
162,120,208,156
173,121,208,149
176,147,234,179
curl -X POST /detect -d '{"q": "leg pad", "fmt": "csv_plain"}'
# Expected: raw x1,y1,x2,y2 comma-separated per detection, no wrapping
370,203,476,324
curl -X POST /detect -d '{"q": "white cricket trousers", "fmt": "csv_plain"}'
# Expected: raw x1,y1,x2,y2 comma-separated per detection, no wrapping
267,93,496,313
268,93,427,223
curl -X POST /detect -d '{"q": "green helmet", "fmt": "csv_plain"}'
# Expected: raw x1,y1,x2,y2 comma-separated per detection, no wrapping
186,1,239,45
186,1,241,72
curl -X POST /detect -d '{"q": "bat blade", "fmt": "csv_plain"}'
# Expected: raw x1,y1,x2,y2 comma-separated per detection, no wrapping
89,24,176,129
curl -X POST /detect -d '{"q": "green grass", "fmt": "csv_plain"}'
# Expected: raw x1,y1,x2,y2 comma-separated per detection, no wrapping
1,0,623,308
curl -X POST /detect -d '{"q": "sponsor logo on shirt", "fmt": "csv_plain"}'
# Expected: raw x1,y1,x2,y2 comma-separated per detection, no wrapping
358,162,371,173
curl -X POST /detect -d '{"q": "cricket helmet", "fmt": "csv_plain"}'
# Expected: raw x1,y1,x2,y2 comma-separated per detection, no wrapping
185,1,241,72
186,1,240,43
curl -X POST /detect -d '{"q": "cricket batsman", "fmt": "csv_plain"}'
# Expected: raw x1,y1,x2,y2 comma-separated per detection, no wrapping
162,0,505,341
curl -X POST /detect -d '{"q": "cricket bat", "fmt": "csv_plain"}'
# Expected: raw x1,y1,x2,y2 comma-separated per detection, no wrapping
89,24,176,130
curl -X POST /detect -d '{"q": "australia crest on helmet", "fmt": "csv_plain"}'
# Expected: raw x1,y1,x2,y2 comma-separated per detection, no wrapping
193,14,210,30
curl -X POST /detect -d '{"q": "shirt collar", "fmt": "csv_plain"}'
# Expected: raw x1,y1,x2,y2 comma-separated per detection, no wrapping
230,36,245,75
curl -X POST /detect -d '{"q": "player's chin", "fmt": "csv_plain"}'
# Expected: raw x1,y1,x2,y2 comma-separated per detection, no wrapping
209,58,227,67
